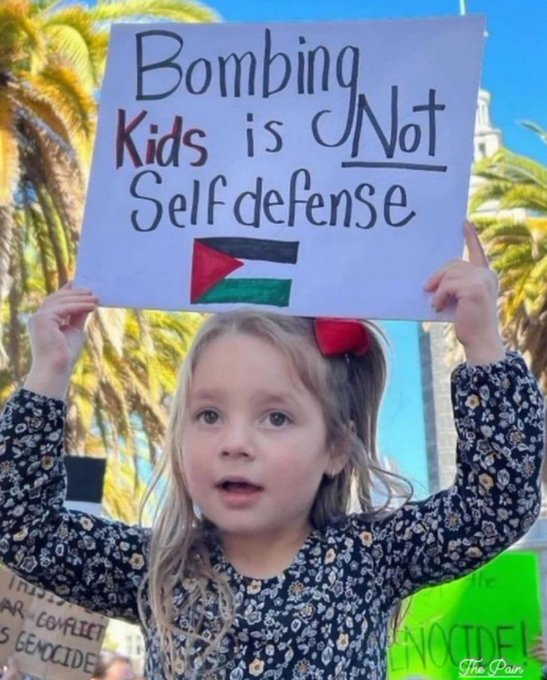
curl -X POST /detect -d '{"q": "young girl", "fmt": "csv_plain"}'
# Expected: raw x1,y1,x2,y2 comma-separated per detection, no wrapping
0,224,543,679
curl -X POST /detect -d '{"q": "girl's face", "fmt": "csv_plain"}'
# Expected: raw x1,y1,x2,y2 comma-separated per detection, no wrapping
182,332,340,541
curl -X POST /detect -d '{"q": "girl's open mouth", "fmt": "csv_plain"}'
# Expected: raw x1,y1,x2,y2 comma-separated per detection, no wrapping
219,481,263,493
216,480,264,506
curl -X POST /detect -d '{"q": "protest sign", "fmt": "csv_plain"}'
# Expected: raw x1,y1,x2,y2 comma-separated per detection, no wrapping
76,16,485,320
0,567,107,680
388,552,543,679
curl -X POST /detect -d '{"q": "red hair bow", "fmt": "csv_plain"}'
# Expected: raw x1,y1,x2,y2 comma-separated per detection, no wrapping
314,318,370,357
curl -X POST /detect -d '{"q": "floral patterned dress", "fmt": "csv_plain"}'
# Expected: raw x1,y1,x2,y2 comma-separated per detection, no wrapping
0,352,544,679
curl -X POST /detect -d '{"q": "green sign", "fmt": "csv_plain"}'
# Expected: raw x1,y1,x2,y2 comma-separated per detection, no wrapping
388,552,543,679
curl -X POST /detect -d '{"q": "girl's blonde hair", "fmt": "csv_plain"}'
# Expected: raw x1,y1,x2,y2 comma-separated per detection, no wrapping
138,311,413,675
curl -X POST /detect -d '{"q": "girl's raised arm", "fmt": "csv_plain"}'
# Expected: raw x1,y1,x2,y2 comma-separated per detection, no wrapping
0,288,148,623
354,223,543,603
24,284,99,399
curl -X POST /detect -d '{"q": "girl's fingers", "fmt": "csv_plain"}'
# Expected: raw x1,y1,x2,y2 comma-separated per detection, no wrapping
424,269,443,292
51,287,95,298
30,302,98,329
53,302,98,317
48,293,98,306
428,266,469,310
464,221,489,268
430,267,497,312
431,280,456,312
40,292,98,311
424,260,466,292
47,303,98,321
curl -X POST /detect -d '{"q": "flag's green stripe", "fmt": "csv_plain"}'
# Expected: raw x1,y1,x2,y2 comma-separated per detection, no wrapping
200,279,291,306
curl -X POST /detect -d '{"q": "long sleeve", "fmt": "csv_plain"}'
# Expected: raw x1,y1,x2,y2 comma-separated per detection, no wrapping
368,351,544,605
0,389,149,623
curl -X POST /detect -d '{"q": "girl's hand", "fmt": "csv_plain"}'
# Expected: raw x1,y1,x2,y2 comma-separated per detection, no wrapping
424,221,505,366
23,284,99,399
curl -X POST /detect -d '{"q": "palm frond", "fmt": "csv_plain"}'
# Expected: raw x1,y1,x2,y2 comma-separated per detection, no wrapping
0,207,15,366
0,3,46,72
43,7,104,88
97,307,127,356
20,118,84,238
469,181,513,212
23,199,58,293
32,182,70,284
520,120,547,145
0,95,20,206
31,0,65,17
7,226,24,382
480,221,530,245
499,185,547,212
9,76,73,148
527,257,547,293
93,0,219,23
475,149,547,187
35,64,96,156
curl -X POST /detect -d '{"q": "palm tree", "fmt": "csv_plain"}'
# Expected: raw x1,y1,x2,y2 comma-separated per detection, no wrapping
470,146,547,390
0,0,219,312
0,0,217,514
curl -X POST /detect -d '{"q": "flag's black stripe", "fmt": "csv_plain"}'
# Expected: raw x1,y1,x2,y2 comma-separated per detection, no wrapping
198,237,299,264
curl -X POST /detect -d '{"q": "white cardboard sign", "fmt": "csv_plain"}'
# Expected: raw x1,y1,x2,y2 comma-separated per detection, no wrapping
0,567,107,680
75,16,485,320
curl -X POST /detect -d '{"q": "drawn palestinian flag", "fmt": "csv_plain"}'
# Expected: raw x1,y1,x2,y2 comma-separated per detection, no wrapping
191,237,299,307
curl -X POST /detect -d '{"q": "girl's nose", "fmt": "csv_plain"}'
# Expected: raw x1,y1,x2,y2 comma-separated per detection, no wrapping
220,422,253,458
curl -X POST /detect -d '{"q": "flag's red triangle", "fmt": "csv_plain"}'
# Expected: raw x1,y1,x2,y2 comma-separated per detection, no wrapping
191,240,244,302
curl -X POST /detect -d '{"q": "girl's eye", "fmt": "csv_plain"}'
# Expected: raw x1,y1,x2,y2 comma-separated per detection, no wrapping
198,410,220,425
268,412,291,427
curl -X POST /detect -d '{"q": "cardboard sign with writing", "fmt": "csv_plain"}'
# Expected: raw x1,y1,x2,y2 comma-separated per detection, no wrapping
0,567,107,680
388,552,543,679
76,16,485,320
